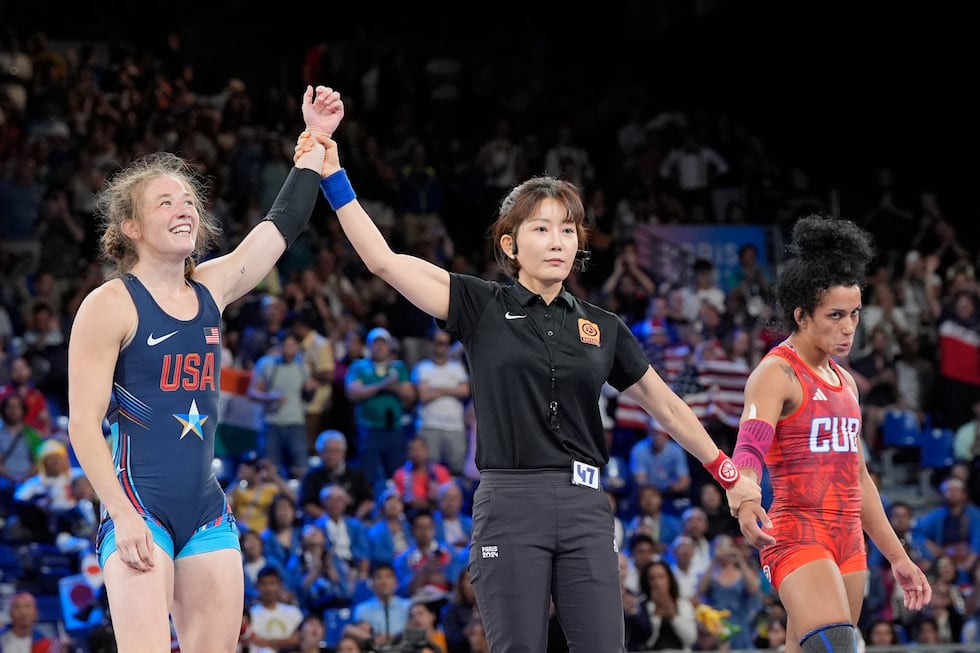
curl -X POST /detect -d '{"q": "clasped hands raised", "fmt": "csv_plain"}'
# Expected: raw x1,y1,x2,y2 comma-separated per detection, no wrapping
296,84,345,175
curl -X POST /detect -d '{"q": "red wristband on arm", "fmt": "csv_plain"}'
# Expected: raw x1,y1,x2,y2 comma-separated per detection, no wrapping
704,450,740,489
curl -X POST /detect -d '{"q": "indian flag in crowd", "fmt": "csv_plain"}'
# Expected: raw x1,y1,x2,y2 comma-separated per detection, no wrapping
216,367,261,459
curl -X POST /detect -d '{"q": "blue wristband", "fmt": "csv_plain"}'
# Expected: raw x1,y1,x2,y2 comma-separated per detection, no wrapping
320,168,356,211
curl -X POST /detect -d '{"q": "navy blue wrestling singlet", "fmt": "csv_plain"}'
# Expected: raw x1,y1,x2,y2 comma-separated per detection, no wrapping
97,273,235,560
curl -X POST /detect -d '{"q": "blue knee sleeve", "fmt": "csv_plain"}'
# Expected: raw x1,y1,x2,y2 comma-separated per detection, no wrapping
800,623,856,653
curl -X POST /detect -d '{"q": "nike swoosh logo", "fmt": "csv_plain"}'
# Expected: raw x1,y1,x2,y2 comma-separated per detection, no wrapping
504,312,527,320
147,330,179,346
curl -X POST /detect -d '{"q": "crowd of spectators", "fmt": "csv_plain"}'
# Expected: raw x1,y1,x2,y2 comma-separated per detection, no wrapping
0,19,978,653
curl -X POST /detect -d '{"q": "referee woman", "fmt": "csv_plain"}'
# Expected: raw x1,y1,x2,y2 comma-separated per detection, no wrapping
294,109,762,653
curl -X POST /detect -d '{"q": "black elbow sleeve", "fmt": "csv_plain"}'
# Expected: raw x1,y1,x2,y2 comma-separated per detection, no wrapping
263,167,322,248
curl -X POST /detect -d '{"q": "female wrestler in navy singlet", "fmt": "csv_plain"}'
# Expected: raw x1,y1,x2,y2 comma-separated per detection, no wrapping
67,86,344,653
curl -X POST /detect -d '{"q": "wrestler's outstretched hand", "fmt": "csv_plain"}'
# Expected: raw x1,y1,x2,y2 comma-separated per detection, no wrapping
302,85,344,136
892,557,932,611
735,500,776,549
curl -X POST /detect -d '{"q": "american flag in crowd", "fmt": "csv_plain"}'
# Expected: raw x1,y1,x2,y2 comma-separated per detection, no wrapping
614,340,749,433
683,341,752,428
683,354,751,429
203,327,220,345
613,343,695,431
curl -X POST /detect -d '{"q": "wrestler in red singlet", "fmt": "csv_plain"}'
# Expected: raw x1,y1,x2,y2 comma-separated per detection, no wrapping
759,342,865,589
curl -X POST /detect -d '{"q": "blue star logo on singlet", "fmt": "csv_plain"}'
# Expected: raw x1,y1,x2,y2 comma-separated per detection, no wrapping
173,399,209,440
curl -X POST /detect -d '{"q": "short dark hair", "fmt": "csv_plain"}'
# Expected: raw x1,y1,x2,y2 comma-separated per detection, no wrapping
888,501,913,516
371,561,396,576
693,258,714,273
256,565,282,582
628,532,656,551
409,507,435,527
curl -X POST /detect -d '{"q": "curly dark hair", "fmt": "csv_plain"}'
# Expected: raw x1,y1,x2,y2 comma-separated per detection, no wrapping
775,214,875,332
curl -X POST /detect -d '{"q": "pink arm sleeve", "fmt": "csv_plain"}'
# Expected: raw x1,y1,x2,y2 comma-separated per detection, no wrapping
732,418,775,479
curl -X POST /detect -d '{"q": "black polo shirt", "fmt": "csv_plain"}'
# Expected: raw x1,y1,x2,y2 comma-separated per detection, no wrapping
444,273,649,470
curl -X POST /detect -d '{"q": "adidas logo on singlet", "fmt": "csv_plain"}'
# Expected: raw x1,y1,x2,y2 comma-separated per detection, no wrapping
812,388,829,401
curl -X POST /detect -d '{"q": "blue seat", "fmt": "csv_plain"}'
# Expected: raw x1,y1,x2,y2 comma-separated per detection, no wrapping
882,409,921,448
917,427,955,498
35,593,63,623
323,606,354,647
920,427,955,469
879,409,923,484
351,578,374,606
0,544,21,581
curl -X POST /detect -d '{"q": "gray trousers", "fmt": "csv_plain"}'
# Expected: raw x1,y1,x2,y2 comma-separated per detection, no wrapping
469,469,625,653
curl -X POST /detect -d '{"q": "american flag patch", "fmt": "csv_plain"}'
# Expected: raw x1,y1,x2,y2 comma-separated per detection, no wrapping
203,327,220,344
